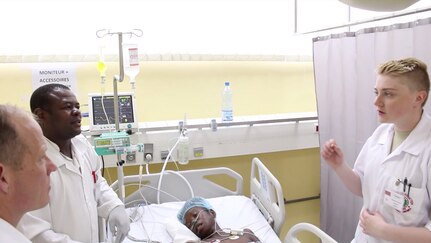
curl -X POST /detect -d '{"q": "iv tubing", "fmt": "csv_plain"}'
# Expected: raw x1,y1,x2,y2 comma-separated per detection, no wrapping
156,136,194,204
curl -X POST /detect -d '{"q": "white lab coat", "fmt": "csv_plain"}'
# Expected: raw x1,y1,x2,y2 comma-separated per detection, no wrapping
0,218,31,243
352,112,431,243
17,134,123,243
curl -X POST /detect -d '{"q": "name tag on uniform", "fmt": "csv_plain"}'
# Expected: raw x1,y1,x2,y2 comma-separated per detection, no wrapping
384,189,404,211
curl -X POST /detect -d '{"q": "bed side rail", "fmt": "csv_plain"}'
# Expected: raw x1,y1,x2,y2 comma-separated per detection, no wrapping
284,223,337,243
111,167,243,206
250,157,285,236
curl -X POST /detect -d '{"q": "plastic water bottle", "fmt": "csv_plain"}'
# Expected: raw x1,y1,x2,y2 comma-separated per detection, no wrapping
177,135,189,165
221,81,233,121
122,42,140,89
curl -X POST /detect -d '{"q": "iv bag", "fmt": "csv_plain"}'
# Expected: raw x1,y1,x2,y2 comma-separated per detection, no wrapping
122,43,140,85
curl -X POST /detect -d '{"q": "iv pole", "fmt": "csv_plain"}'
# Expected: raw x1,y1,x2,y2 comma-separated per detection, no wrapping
96,29,143,202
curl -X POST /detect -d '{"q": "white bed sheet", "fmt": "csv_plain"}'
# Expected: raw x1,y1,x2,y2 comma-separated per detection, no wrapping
123,195,281,243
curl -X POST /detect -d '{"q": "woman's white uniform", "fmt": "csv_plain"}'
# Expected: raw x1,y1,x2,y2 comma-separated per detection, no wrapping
352,112,431,243
17,134,123,243
0,218,31,243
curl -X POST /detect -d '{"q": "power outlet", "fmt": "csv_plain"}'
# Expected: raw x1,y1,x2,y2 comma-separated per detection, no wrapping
160,150,169,161
126,152,136,163
144,143,153,162
193,147,204,157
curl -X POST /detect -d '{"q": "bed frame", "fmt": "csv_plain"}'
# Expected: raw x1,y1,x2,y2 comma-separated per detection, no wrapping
284,223,337,243
250,157,285,235
109,157,285,236
111,167,243,205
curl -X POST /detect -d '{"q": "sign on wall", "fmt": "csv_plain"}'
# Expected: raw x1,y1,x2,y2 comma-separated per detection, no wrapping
31,63,77,94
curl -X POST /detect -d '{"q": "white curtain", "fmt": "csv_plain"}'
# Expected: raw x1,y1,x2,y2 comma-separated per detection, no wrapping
314,18,431,243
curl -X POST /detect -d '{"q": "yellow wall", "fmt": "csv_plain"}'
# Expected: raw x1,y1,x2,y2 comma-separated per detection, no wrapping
0,61,316,118
0,60,320,242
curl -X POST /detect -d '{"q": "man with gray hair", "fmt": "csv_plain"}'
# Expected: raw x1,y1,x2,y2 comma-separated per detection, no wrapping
0,104,57,242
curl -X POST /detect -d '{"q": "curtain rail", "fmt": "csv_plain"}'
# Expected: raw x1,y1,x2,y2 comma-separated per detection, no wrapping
299,6,431,35
0,54,314,63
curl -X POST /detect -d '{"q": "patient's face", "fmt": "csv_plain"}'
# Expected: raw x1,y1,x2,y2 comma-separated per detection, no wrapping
184,206,216,239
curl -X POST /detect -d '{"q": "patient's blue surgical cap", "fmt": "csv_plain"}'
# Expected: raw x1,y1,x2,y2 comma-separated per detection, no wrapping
177,197,214,223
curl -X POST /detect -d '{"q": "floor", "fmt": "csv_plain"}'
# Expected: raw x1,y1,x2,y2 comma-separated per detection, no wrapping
280,198,321,243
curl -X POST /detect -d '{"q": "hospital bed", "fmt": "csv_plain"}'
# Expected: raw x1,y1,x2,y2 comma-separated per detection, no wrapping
109,157,285,243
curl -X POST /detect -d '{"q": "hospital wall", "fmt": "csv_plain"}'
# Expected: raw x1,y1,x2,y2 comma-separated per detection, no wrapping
0,60,320,242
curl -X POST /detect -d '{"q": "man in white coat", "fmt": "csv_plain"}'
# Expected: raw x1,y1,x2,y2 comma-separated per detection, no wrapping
17,84,130,243
0,104,57,242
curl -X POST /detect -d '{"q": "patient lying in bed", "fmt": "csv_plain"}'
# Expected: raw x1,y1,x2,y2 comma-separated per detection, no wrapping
121,195,280,242
177,197,261,243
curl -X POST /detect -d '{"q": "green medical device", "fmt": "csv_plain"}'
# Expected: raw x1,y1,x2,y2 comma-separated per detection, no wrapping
94,131,131,156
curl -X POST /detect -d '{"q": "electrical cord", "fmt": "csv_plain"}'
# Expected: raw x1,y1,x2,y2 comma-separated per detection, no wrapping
113,183,183,203
156,136,194,204
124,199,166,243
199,226,260,243
100,85,113,133
101,155,105,177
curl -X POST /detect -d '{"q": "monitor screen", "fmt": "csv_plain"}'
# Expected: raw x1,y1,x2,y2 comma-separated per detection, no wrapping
88,92,138,132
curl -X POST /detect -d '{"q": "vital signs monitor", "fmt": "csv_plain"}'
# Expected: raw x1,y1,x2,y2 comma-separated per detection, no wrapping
88,92,138,132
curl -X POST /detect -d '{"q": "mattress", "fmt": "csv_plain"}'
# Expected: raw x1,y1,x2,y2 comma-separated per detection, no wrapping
121,195,281,243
